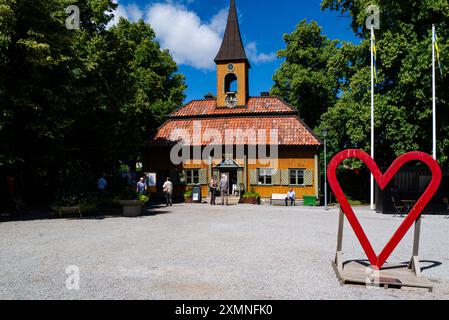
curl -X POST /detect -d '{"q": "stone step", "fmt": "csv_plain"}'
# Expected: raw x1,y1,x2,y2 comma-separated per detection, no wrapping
204,197,241,205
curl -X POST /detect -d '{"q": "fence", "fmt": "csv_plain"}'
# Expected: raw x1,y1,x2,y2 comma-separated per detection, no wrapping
375,166,449,215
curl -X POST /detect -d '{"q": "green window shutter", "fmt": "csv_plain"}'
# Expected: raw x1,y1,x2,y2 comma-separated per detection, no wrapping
237,171,243,185
249,169,258,186
272,169,281,186
199,169,208,185
304,169,314,186
281,170,289,186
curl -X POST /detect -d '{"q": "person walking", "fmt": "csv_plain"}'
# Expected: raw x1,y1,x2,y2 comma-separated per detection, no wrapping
220,174,229,206
136,177,147,195
209,176,218,205
163,177,173,207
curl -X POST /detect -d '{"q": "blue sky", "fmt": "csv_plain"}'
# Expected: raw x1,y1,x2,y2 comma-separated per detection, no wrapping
112,0,361,103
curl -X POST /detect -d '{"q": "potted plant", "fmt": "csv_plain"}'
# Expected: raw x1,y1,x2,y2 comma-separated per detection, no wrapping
118,189,149,217
242,192,261,205
184,189,193,203
51,192,96,218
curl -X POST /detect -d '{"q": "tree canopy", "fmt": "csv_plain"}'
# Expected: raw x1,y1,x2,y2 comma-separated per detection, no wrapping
0,0,186,202
271,20,340,129
273,0,449,169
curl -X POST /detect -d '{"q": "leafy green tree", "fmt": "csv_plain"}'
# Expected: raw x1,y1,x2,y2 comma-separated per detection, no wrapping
318,0,449,167
0,0,186,203
0,0,81,201
271,20,340,129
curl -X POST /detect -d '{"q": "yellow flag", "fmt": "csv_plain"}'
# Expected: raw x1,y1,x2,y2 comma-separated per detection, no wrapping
373,32,379,83
435,33,443,77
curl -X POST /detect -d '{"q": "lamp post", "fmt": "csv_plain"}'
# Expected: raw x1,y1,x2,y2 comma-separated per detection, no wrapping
322,128,328,210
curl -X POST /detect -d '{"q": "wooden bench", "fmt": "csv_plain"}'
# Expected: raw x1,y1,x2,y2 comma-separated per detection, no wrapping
270,193,295,206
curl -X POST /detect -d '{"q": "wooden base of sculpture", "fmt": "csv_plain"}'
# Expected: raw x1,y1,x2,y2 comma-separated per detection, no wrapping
332,210,433,292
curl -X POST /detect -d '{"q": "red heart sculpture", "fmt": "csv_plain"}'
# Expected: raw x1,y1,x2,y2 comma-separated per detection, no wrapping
328,149,442,269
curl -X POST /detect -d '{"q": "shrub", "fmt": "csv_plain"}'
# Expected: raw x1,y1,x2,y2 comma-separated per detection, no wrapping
53,191,96,207
184,189,192,199
243,192,260,199
118,188,139,201
138,194,150,203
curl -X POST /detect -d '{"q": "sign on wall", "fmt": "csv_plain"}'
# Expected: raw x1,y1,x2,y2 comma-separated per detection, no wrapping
147,173,157,187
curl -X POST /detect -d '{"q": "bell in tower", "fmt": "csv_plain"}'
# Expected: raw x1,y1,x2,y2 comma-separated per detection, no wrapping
214,0,250,108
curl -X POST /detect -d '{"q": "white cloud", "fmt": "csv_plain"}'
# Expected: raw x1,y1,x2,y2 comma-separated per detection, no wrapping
127,4,144,21
209,7,228,35
107,1,144,28
245,42,277,64
146,3,225,70
107,1,277,70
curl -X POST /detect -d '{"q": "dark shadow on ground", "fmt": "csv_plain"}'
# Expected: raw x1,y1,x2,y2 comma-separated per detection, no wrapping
83,204,174,220
419,260,443,272
0,207,54,223
342,259,442,272
0,202,177,223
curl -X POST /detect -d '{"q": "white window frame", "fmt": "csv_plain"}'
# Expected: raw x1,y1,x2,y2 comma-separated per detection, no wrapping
258,168,273,186
289,168,305,186
186,169,200,185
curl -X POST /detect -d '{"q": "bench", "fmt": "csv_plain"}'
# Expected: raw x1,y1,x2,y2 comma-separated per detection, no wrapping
270,193,295,206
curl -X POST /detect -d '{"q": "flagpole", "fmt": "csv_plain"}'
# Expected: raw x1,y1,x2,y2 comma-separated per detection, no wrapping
432,24,437,161
370,27,375,211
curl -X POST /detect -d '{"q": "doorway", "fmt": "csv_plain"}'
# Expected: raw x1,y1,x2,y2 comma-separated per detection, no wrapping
220,170,238,196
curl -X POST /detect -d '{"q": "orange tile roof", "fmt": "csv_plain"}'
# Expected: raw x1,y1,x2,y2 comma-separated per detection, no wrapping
150,116,321,146
149,96,321,147
170,96,296,117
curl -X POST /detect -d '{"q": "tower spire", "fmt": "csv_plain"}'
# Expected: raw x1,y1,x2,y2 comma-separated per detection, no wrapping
214,0,249,66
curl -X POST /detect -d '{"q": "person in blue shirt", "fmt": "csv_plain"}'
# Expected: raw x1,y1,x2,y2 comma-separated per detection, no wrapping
285,188,296,206
97,173,108,195
136,177,147,195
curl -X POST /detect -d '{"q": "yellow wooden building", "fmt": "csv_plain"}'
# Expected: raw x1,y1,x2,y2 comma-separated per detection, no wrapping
146,0,322,202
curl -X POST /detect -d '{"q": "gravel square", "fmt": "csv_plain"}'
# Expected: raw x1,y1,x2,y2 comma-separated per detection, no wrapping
1,204,449,300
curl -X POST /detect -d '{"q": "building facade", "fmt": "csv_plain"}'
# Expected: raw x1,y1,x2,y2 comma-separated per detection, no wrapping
146,0,322,202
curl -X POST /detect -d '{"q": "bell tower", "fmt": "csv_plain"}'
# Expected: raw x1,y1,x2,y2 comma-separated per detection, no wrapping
214,0,250,108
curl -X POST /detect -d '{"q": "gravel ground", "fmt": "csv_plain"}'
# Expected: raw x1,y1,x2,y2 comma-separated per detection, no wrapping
1,204,449,300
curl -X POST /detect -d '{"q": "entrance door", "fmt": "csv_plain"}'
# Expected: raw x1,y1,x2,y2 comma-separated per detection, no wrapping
220,171,238,196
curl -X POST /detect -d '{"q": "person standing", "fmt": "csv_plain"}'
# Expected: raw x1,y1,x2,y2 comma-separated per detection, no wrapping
97,173,108,195
7,174,26,210
209,176,218,205
136,177,147,195
163,177,173,207
220,174,229,206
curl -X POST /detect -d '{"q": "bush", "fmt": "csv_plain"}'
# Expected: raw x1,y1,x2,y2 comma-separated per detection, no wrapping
95,197,121,208
118,188,139,201
53,191,96,207
184,189,192,199
138,194,150,203
243,192,260,199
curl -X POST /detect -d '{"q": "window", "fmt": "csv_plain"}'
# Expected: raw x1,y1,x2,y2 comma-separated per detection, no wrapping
225,73,238,93
258,168,273,185
290,169,305,186
186,169,200,185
